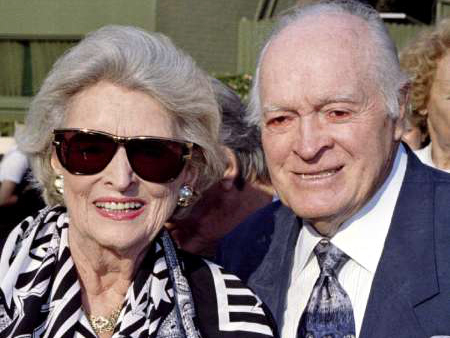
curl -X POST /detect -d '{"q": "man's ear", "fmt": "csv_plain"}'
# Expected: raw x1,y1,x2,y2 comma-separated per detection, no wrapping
394,82,410,141
220,147,239,191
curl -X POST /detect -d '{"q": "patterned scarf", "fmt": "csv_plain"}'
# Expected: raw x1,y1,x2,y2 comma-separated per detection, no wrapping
0,206,201,338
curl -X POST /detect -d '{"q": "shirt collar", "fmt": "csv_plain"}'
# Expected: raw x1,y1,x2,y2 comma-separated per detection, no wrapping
297,221,322,273
297,144,408,274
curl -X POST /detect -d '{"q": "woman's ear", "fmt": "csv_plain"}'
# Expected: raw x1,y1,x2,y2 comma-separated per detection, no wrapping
183,162,199,189
220,146,239,191
50,150,63,175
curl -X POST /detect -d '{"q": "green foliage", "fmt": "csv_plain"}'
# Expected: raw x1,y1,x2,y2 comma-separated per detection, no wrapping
216,73,253,102
0,121,15,136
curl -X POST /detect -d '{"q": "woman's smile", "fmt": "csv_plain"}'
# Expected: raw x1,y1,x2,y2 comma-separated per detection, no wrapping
94,198,146,221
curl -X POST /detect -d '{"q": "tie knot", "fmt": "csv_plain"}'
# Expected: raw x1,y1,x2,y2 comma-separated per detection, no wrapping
314,239,349,276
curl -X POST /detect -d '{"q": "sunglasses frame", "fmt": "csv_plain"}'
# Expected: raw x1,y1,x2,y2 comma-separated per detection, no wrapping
52,128,194,183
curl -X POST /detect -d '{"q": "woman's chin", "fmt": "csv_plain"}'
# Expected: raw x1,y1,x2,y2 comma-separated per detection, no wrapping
71,226,151,258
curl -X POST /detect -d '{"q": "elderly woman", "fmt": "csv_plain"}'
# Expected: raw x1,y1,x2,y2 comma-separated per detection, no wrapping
400,18,450,172
0,26,277,338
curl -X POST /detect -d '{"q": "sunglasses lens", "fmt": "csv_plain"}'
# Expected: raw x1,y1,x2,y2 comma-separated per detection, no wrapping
127,139,187,183
56,131,117,175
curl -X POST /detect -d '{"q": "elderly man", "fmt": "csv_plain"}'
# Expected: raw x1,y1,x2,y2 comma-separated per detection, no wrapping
167,78,274,257
218,1,450,337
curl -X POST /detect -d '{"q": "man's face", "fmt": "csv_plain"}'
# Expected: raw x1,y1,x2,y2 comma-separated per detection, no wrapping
259,16,404,233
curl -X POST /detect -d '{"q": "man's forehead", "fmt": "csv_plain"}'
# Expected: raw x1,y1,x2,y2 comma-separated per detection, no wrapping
264,12,370,62
258,14,381,114
259,13,374,96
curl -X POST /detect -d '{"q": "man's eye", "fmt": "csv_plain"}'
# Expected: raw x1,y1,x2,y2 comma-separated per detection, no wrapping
268,116,289,126
327,110,351,121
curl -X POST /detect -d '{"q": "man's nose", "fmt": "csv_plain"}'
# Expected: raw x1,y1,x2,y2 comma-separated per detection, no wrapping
293,115,333,162
104,147,137,191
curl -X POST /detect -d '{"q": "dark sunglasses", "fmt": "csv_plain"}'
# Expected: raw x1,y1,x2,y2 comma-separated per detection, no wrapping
53,128,194,183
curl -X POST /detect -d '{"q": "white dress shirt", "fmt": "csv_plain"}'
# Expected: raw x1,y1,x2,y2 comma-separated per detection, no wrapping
281,144,408,338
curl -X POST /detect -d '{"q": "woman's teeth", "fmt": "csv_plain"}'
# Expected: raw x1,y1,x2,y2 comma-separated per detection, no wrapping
95,201,143,211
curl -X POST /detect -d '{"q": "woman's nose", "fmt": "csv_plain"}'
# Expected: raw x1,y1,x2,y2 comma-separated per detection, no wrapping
104,146,137,191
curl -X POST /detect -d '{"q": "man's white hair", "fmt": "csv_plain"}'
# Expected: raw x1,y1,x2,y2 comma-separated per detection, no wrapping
247,0,409,128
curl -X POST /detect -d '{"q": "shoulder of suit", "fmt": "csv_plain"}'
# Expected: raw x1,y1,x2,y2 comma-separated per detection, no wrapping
228,201,284,238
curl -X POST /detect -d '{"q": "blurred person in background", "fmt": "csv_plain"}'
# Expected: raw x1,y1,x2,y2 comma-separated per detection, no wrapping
0,145,28,207
167,78,274,258
0,136,44,238
400,18,450,172
0,25,278,338
401,114,428,150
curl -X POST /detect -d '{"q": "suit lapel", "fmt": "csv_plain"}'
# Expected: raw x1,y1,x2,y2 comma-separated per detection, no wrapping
360,150,439,338
248,205,301,327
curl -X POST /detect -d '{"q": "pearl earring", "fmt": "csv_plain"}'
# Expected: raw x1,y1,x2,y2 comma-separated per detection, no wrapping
177,184,195,207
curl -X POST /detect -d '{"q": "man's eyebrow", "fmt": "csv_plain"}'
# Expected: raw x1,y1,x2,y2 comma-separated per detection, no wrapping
315,94,358,106
262,95,358,114
262,104,294,114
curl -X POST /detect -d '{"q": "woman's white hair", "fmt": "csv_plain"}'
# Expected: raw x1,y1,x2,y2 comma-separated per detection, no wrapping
17,25,226,206
247,0,409,127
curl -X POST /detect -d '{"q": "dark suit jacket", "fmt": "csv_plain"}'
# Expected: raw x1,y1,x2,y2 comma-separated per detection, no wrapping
218,148,450,337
